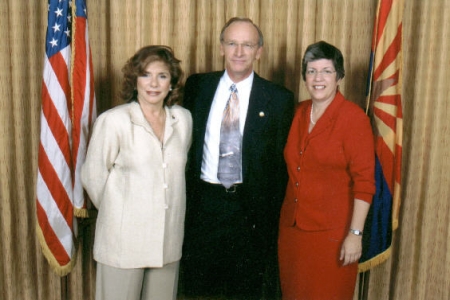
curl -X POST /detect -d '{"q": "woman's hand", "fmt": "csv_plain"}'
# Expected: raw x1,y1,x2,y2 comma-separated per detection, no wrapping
340,199,370,266
340,233,362,266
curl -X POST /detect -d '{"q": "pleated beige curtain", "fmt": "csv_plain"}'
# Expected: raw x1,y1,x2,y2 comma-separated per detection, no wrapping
364,1,450,299
0,1,449,299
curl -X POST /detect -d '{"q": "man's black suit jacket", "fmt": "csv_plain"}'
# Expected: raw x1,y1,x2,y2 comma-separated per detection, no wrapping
183,70,295,251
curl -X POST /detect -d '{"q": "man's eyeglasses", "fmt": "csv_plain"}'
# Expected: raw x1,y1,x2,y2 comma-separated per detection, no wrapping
306,69,337,77
222,41,258,51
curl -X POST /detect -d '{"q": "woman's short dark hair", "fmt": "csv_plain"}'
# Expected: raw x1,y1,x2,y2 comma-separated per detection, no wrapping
301,41,345,81
121,45,183,106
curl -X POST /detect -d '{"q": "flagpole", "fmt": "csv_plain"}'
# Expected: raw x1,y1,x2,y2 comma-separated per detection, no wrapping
61,275,68,300
358,271,370,300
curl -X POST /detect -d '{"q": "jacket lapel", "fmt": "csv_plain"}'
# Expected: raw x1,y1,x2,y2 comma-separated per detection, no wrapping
163,105,179,144
308,91,346,139
130,102,179,145
130,102,152,132
242,74,270,178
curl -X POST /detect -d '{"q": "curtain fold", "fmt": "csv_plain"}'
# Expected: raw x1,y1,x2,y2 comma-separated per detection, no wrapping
1,1,449,299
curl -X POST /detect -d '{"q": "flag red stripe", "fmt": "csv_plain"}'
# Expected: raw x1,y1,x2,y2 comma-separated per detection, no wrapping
36,200,71,265
38,143,73,226
374,92,400,106
373,25,402,81
48,53,71,111
374,0,393,48
41,83,72,166
72,17,88,169
374,106,396,132
375,136,395,193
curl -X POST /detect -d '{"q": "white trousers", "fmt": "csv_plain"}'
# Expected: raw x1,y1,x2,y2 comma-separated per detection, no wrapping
95,261,179,300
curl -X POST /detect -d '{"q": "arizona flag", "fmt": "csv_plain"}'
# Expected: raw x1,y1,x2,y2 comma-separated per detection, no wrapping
36,0,96,276
359,0,404,272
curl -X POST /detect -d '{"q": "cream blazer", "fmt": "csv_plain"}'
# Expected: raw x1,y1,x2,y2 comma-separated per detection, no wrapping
81,102,192,268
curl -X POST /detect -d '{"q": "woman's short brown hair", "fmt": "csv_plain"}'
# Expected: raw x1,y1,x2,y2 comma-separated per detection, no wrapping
121,45,183,106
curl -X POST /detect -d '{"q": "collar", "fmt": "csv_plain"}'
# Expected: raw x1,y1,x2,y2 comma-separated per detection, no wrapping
223,70,254,91
130,102,179,136
317,91,346,121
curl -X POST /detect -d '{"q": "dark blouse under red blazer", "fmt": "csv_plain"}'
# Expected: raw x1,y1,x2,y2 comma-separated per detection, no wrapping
280,91,375,231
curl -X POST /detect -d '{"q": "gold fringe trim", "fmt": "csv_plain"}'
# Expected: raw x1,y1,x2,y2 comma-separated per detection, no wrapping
36,223,78,276
74,207,89,218
358,246,392,273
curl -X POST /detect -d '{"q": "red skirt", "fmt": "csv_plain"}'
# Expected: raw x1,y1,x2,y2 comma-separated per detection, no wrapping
278,225,357,300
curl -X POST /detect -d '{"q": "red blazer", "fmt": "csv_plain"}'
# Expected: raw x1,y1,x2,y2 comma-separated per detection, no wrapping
280,91,375,231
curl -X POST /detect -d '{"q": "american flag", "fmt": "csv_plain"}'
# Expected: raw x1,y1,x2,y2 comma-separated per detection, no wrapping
359,0,404,272
36,0,96,276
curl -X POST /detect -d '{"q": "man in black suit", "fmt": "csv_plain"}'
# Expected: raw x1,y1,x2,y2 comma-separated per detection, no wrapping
181,17,294,299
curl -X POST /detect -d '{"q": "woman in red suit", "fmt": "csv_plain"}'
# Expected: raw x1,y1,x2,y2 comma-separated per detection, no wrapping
278,41,375,300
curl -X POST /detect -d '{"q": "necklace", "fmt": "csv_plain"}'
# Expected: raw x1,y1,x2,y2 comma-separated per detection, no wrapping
310,105,316,125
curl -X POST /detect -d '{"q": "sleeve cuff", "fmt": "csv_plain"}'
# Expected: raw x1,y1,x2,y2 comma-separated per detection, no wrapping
354,192,374,204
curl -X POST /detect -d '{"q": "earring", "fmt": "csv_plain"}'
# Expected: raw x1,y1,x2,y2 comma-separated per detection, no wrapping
169,87,173,91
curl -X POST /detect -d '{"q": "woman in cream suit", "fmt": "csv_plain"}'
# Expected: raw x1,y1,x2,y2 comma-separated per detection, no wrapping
82,45,192,300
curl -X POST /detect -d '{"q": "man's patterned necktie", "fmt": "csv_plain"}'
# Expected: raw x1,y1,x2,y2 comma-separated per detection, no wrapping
217,84,242,189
